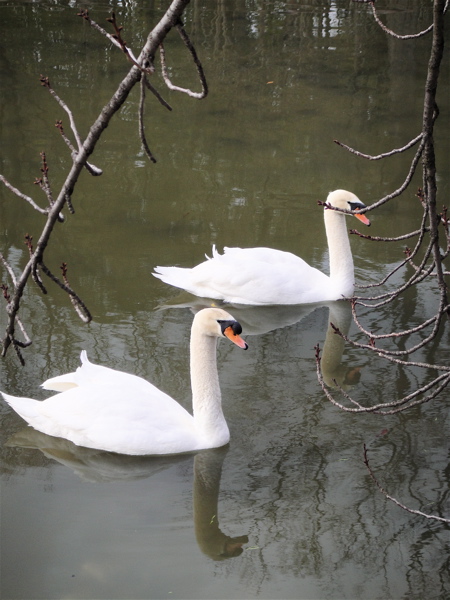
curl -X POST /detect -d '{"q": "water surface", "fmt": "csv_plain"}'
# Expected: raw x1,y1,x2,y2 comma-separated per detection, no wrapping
0,2,449,599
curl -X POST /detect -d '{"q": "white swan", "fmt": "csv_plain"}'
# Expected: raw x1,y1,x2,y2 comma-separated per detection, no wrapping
1,308,248,456
153,189,371,305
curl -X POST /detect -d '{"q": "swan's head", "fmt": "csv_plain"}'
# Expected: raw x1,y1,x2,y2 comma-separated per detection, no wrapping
326,190,370,226
194,308,248,349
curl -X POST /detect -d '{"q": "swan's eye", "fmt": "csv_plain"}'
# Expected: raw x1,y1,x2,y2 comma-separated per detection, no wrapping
348,201,366,211
217,319,242,336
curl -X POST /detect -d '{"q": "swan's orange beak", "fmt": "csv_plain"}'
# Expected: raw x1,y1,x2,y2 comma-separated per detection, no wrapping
224,326,248,350
355,213,371,226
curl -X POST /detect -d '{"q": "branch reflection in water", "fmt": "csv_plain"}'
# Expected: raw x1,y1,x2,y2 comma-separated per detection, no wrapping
6,430,248,561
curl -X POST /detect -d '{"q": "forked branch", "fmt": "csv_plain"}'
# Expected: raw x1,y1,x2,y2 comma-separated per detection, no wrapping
1,0,198,362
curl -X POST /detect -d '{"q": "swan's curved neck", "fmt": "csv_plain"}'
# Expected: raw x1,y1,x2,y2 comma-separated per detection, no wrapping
190,328,229,447
324,208,354,295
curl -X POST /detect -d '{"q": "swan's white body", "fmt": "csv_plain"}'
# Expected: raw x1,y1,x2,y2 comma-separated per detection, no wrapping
1,308,248,456
153,190,370,306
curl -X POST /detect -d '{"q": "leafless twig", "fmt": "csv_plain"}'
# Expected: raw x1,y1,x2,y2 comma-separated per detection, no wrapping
40,77,102,178
331,299,449,364
315,343,450,414
363,445,449,523
334,133,422,160
369,2,434,39
77,10,154,75
1,0,200,362
139,76,157,164
0,175,48,215
143,77,173,111
354,201,431,291
159,21,208,99
24,234,47,294
1,284,32,365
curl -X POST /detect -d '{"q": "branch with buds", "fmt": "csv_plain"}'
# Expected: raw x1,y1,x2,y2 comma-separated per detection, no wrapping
0,0,203,363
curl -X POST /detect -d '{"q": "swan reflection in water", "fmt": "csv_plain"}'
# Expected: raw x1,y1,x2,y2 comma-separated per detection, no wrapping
158,296,361,390
6,431,248,560
319,301,361,390
5,300,359,560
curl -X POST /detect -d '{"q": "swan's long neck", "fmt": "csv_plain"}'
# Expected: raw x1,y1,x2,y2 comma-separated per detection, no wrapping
324,208,355,297
190,327,229,447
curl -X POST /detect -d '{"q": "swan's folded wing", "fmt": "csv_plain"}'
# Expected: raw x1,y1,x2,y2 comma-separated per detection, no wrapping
222,246,308,266
154,246,332,304
37,381,199,455
190,248,330,305
42,351,149,392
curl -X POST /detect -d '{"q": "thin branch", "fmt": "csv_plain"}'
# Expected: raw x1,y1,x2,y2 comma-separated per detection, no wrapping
355,202,431,291
1,0,194,361
159,21,208,99
1,285,31,364
345,136,426,214
363,445,449,523
78,9,122,50
143,77,173,111
315,343,450,414
78,10,154,75
353,236,437,306
370,4,434,40
55,120,101,181
175,21,208,97
346,301,448,344
360,350,449,374
41,77,102,177
0,175,48,215
24,234,47,294
10,317,32,349
34,151,54,207
0,254,18,286
40,262,92,323
353,1,448,40
139,75,157,163
334,133,422,160
40,77,83,151
333,299,450,363
350,227,428,243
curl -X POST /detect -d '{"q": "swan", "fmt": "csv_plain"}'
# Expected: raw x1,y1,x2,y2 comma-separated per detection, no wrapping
1,308,248,456
153,189,371,305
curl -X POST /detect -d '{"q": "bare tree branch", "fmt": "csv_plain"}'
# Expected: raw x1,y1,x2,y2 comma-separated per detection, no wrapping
55,120,102,181
334,133,422,160
318,1,450,424
77,10,153,75
139,76,158,164
0,175,48,215
363,445,449,523
143,76,173,111
316,343,450,414
40,262,92,324
368,2,434,39
1,0,199,362
159,21,208,99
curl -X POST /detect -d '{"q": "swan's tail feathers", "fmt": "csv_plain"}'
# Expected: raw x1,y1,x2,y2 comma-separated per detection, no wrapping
152,266,193,291
41,351,90,392
1,392,40,423
208,244,221,260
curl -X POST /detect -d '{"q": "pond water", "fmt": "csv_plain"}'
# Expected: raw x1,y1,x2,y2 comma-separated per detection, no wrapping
0,1,449,599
